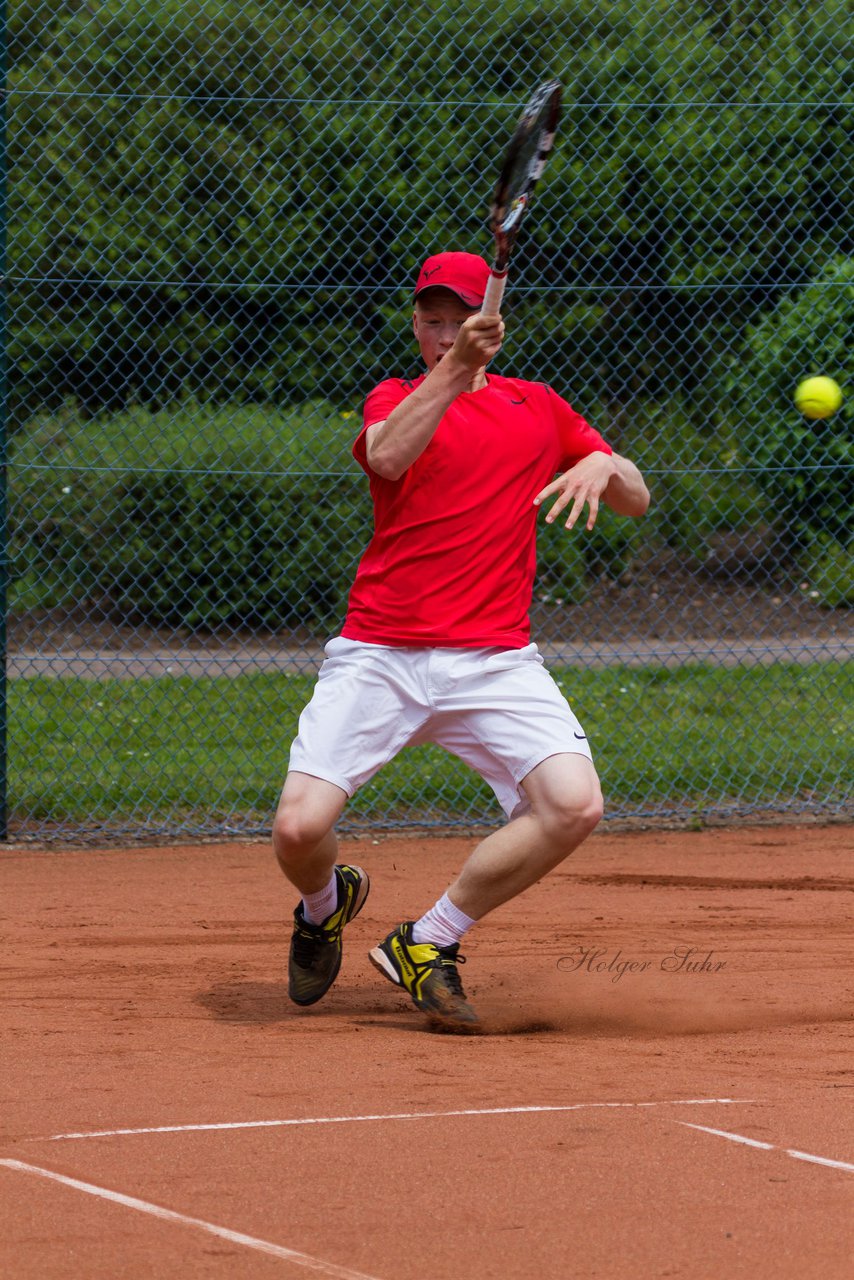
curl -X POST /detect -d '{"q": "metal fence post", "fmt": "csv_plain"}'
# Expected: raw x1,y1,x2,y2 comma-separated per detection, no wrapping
0,0,7,842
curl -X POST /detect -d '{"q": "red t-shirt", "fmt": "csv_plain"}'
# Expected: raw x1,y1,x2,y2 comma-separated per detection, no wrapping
341,373,612,648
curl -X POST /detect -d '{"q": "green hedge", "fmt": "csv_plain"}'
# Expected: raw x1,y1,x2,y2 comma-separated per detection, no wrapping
730,256,852,560
11,396,769,626
99,473,366,629
11,399,367,626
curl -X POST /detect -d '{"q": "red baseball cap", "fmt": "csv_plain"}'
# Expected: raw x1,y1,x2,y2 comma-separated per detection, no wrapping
413,252,491,308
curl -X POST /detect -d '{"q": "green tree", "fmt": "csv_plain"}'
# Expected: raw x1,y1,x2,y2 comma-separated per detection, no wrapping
7,0,851,424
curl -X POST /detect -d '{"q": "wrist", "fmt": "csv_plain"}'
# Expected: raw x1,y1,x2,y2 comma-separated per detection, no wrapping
435,351,477,383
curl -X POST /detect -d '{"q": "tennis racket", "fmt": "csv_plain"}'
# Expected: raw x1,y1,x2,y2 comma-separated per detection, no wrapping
480,79,562,318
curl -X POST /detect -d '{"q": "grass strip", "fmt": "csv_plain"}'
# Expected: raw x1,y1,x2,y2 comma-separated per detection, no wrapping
10,662,852,831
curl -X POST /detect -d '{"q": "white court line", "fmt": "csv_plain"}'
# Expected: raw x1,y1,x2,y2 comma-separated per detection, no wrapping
45,1097,755,1142
678,1123,854,1174
679,1123,773,1150
0,1159,383,1280
784,1149,854,1173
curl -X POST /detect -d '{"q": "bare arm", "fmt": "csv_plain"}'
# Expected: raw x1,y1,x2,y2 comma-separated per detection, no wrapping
365,314,504,480
603,454,650,517
534,451,650,531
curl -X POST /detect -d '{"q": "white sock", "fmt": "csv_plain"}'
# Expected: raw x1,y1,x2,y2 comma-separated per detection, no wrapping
302,872,338,924
412,893,477,949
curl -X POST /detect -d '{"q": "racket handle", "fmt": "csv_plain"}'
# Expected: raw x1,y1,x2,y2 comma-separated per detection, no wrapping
480,270,507,317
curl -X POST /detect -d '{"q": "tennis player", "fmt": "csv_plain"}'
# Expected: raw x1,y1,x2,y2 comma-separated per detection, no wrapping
274,251,650,1031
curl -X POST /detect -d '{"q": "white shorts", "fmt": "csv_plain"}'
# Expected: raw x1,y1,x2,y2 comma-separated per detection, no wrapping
288,638,594,819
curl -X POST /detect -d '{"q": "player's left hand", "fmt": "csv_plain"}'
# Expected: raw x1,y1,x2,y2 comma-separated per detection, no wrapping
533,452,619,531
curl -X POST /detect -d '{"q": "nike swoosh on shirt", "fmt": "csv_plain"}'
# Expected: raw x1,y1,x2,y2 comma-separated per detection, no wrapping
510,396,529,405
573,732,587,740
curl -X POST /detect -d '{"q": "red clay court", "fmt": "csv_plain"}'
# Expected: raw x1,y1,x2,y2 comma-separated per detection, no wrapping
2,823,853,1278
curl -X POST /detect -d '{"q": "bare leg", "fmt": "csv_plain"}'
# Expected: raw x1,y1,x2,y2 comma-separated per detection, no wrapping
277,771,369,1008
445,753,603,919
272,771,349,896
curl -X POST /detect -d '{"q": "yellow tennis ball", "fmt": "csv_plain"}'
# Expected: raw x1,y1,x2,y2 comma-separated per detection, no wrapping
794,376,843,420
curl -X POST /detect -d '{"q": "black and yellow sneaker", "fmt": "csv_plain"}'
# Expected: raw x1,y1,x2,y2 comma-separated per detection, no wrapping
369,921,480,1033
288,865,370,1006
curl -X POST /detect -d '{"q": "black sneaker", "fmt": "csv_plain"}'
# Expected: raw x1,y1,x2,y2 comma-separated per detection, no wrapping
369,921,480,1033
288,865,370,1006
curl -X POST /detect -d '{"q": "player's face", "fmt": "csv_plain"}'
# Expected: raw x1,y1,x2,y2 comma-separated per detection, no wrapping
413,291,478,370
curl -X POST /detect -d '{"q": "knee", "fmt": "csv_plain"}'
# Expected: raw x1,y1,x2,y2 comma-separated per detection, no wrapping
581,782,605,833
271,804,329,868
543,778,604,845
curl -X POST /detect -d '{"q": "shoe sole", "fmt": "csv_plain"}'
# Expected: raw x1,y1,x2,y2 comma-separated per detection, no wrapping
368,944,482,1035
368,945,399,985
290,869,371,1007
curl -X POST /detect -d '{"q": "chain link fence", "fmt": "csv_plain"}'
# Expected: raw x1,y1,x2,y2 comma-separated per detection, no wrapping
4,1,852,842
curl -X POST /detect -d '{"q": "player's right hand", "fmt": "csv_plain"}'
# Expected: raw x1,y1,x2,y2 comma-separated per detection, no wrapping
451,314,504,369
